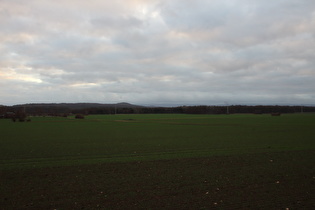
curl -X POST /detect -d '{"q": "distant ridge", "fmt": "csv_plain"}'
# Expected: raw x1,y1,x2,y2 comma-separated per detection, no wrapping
12,102,144,110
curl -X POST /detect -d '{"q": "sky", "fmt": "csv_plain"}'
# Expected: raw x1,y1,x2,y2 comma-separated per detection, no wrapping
1,0,315,106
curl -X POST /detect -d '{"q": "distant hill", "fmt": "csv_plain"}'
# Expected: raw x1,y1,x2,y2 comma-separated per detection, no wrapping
7,102,144,115
13,102,143,109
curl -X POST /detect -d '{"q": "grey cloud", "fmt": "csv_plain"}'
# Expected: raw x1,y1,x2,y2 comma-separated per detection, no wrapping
159,0,315,47
90,15,144,31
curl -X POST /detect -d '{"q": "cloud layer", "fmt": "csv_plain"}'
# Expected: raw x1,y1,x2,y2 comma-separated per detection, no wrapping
1,0,315,105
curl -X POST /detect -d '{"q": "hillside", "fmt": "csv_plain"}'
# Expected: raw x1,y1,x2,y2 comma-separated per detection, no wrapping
5,102,144,115
13,102,143,109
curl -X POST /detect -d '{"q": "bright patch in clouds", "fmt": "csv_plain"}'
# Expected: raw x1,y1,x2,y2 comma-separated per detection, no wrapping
69,82,99,88
1,67,42,83
0,0,314,105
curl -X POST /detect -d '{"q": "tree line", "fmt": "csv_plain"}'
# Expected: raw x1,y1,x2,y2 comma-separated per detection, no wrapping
1,104,314,118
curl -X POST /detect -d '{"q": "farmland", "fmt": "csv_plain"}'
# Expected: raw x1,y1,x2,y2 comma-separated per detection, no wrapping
1,114,315,209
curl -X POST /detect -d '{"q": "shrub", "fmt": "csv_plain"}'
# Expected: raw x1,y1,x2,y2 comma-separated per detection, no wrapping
271,113,281,116
75,114,85,119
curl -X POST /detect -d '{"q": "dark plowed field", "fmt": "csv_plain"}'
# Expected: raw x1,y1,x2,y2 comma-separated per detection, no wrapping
1,150,314,209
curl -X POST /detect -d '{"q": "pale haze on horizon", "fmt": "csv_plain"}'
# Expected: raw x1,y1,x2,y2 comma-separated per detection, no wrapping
1,0,315,106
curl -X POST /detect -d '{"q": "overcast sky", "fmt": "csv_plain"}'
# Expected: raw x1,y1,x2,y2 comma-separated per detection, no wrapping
1,0,315,106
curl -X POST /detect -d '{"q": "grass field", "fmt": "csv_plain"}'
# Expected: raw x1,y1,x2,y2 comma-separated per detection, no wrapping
1,114,315,209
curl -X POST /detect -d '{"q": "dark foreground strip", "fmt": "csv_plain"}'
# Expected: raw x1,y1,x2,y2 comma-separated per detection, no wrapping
0,150,314,209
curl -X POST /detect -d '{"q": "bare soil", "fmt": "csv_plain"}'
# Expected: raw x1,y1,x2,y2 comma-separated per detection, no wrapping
1,150,314,209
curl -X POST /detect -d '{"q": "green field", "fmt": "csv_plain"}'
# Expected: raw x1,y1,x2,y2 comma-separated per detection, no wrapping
1,114,315,209
1,113,314,168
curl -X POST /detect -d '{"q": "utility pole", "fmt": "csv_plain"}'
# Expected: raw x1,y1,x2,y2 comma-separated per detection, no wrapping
224,101,229,114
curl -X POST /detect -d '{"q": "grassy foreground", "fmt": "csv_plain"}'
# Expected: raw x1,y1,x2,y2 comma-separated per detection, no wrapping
0,114,314,209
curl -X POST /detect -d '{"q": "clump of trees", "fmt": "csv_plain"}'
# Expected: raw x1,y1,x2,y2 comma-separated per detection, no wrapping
11,110,31,122
75,114,85,119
